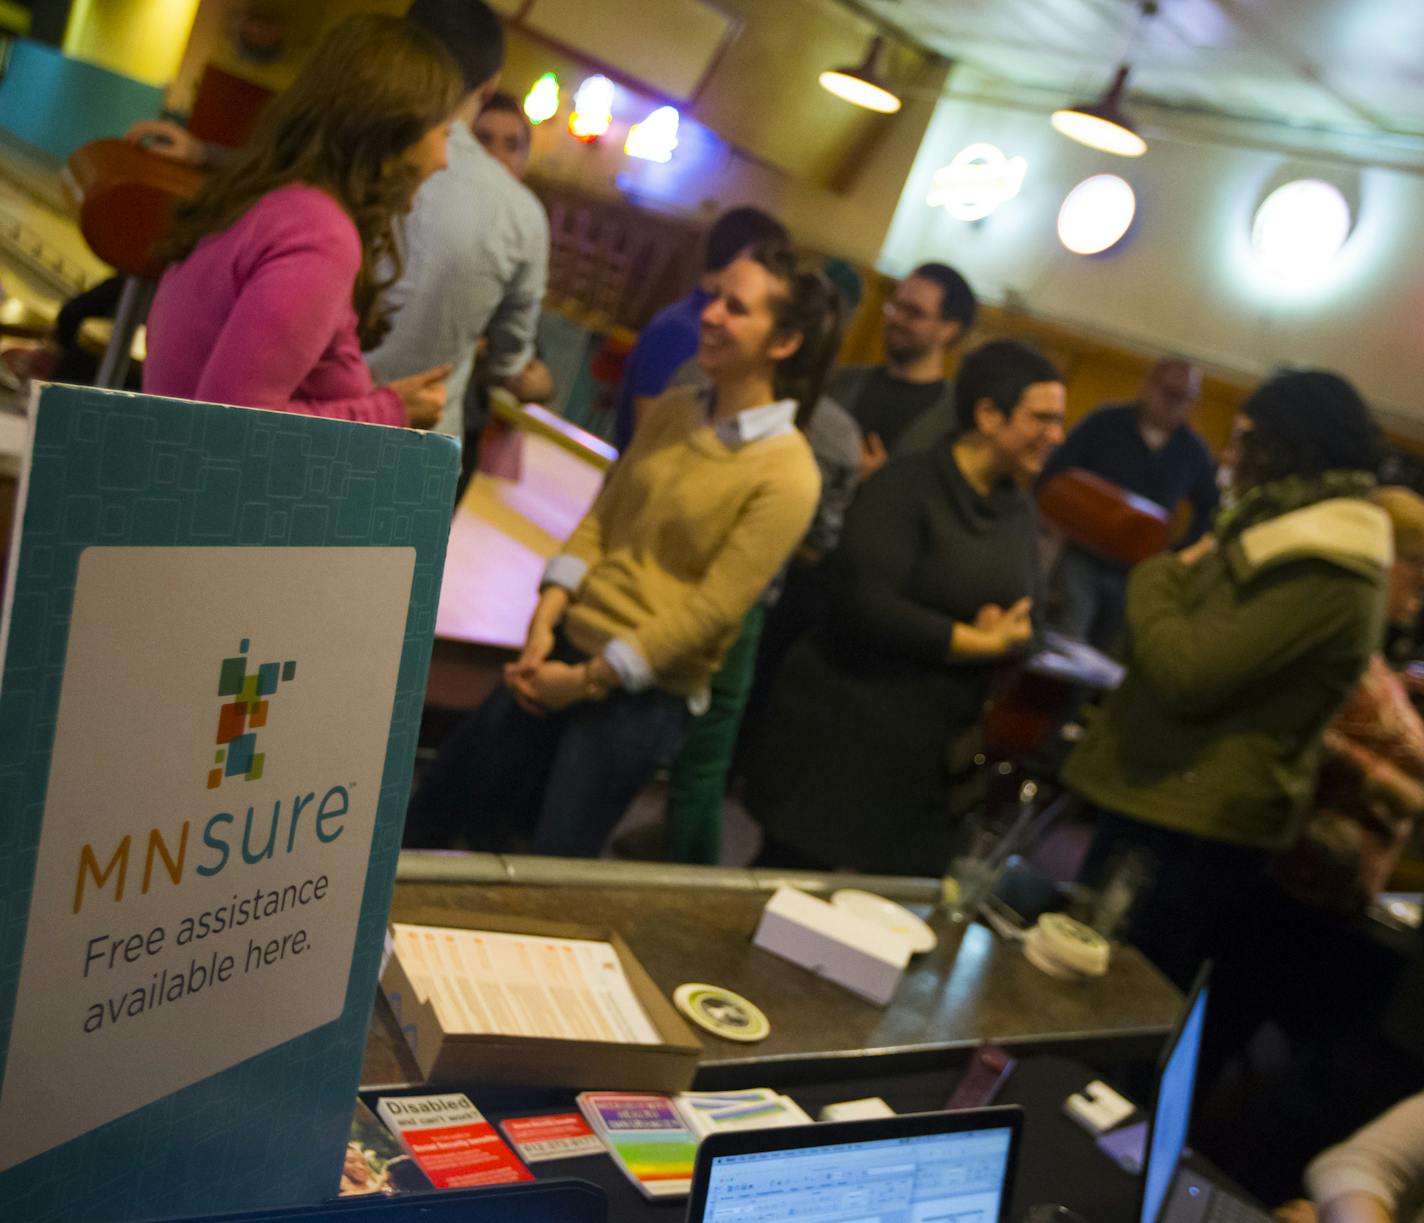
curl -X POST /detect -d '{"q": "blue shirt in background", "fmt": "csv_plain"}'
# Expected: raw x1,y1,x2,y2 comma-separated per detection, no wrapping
1040,402,1219,543
612,285,711,450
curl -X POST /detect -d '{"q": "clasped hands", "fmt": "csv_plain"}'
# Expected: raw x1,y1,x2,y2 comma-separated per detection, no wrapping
503,625,588,716
974,596,1034,654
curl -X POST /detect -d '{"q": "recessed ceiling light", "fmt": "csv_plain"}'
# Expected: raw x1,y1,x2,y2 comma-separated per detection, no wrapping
1251,179,1352,280
1058,174,1137,254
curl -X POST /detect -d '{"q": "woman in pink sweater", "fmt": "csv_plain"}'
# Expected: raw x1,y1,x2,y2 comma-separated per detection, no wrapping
144,15,462,427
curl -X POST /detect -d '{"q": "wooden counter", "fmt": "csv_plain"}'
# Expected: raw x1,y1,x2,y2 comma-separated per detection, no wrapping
361,876,1182,1090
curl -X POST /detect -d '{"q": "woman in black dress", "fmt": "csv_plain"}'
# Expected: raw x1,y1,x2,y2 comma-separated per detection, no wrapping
747,339,1066,875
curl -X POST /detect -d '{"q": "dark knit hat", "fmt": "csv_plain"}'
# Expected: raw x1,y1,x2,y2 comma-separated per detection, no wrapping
1242,369,1379,475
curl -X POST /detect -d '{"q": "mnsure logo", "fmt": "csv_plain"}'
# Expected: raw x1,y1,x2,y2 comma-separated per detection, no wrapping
207,639,297,788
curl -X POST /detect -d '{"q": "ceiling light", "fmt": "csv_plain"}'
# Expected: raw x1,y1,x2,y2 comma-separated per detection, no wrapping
819,36,902,114
1058,174,1136,254
1051,66,1146,157
1251,179,1352,280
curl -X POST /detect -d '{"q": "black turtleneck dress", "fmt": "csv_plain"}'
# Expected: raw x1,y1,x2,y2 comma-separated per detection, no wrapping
746,441,1040,876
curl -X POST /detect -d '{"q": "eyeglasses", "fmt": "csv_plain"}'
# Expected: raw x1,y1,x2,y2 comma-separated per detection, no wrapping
883,299,932,323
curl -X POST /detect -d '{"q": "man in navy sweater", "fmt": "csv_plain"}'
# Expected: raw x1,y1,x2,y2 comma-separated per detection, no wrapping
1041,357,1218,651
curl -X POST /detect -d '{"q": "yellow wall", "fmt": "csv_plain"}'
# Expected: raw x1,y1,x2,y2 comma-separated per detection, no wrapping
200,1,335,96
0,2,30,34
841,271,1250,457
168,0,405,111
64,0,202,87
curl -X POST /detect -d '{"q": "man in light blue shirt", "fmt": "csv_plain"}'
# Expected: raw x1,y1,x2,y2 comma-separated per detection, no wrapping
366,0,550,444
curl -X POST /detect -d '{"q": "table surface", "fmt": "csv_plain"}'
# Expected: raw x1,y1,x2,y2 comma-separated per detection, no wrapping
362,881,1182,1089
434,432,602,650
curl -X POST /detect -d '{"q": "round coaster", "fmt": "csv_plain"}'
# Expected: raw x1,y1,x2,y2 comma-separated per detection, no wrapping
673,982,770,1043
1022,926,1079,979
1037,913,1110,977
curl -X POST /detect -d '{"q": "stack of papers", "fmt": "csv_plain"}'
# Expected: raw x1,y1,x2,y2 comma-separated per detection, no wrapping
577,1092,697,1199
389,923,659,1044
575,1088,813,1199
674,1090,811,1138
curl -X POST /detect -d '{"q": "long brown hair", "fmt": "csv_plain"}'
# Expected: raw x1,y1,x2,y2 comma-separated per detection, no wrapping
160,14,463,349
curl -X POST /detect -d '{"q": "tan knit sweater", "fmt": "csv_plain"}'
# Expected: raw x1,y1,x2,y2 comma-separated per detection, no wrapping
559,387,821,696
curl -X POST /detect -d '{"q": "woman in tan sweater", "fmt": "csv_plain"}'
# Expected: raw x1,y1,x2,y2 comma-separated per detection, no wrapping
406,243,841,856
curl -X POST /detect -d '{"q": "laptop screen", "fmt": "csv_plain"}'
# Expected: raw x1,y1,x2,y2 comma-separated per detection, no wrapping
701,1125,1015,1223
1142,982,1209,1223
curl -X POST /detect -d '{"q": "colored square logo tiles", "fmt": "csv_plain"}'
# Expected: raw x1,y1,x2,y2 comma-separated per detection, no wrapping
207,639,296,786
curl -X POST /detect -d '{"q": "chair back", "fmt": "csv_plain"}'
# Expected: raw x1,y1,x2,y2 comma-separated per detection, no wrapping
65,140,203,277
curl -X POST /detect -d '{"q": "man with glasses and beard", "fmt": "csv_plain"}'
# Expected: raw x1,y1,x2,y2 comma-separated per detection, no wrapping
824,262,977,478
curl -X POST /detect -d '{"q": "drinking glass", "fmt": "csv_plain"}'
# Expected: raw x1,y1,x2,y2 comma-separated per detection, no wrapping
943,815,1004,923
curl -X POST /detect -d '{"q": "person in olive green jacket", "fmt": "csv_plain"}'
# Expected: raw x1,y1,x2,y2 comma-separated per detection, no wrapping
1064,370,1391,989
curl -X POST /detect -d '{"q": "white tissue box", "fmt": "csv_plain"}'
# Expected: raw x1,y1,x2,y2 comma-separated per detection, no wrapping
752,886,910,1006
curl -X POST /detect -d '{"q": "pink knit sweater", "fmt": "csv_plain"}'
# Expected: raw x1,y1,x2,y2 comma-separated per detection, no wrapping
144,183,404,425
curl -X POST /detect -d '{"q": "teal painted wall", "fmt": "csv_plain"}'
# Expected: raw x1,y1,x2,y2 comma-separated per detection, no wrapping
0,37,163,162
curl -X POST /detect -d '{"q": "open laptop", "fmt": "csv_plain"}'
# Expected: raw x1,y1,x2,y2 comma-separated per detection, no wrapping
1141,966,1271,1223
686,1106,1022,1223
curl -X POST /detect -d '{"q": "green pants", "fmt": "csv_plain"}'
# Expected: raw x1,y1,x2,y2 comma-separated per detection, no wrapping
665,605,766,864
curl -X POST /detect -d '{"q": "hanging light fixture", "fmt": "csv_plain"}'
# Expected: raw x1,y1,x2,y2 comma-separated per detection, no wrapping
1051,66,1146,157
1050,1,1156,157
819,36,902,114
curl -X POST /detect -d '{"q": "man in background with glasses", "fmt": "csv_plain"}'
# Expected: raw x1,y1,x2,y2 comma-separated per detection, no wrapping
824,262,978,478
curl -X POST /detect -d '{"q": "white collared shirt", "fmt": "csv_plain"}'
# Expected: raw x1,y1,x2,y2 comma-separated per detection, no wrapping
712,397,798,447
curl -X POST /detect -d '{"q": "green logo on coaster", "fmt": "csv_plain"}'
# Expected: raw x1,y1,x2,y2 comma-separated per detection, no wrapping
673,983,770,1043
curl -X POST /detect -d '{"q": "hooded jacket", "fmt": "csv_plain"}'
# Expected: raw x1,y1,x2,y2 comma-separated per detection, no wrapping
1062,494,1391,851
